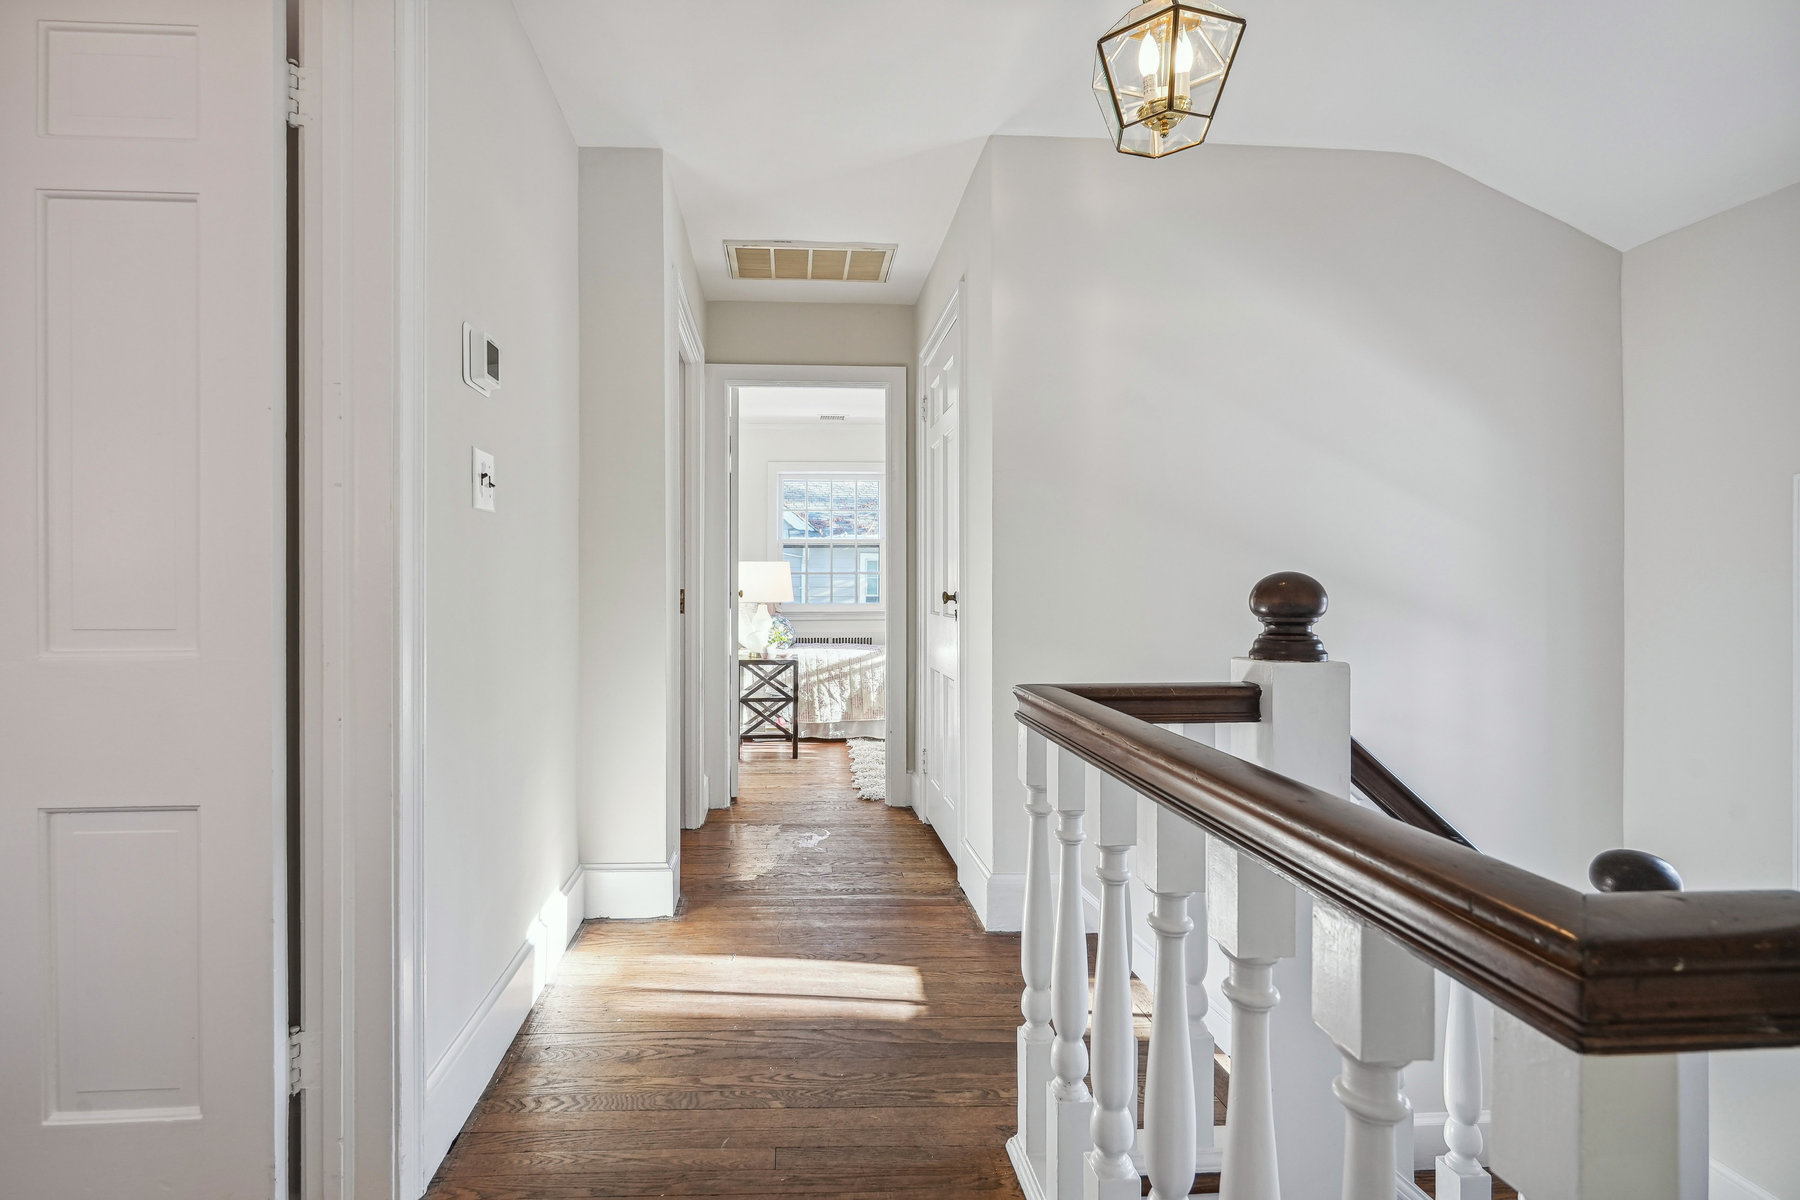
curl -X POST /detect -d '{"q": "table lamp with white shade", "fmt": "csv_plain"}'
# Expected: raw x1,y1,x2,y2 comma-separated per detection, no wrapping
738,560,794,657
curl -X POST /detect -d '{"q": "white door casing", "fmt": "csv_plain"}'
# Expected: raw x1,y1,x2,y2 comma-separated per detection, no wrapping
920,293,964,865
707,364,910,808
0,3,284,1196
676,280,707,831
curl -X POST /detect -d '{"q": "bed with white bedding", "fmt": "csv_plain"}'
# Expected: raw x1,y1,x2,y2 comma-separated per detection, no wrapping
783,640,885,740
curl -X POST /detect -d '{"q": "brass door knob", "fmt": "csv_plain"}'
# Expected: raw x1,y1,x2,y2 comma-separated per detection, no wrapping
942,591,958,604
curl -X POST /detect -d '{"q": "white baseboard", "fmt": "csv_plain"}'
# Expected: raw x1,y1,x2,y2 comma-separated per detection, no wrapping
1395,1172,1433,1200
956,844,1025,931
979,868,1025,931
582,850,680,919
1712,1160,1782,1200
421,872,587,1182
422,940,535,1177
1004,1135,1049,1200
558,864,584,949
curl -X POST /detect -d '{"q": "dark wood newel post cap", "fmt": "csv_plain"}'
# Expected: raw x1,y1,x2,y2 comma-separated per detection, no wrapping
1589,848,1683,893
1247,571,1330,662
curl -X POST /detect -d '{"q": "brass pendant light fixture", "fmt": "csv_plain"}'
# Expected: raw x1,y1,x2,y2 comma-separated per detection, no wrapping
1093,1,1246,158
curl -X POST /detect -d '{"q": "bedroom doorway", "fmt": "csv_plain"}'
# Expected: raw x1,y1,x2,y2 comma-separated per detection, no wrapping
707,365,910,814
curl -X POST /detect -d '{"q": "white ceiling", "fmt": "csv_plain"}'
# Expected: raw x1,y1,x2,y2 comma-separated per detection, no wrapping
514,0,1800,304
738,386,886,424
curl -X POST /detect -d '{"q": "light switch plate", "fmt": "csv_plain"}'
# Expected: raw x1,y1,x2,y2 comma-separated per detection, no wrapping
472,447,496,511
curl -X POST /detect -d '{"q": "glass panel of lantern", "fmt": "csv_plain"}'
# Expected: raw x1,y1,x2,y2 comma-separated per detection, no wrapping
1094,1,1245,159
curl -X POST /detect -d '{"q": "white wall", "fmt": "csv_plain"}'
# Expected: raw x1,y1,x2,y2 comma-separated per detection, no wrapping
707,302,916,746
921,137,1626,923
1622,181,1800,1200
738,420,887,640
707,301,913,371
423,0,581,1170
577,147,707,910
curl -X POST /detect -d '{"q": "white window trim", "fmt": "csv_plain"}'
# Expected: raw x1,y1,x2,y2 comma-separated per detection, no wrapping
766,459,886,615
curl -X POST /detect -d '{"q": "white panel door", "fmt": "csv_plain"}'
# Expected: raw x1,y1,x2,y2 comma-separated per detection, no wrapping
0,2,283,1196
921,301,962,859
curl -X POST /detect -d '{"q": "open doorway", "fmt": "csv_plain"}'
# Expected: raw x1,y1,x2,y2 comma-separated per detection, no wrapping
705,365,909,813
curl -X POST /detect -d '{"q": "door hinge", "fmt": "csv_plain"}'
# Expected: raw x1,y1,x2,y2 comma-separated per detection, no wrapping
288,1026,319,1095
679,588,686,614
286,59,315,128
921,747,928,771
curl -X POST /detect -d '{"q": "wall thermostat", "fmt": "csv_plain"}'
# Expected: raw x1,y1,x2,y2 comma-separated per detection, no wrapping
462,322,500,396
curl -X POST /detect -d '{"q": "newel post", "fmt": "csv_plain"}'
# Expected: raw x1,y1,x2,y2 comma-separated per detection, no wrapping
1216,572,1355,1200
1491,850,1693,1200
1015,726,1054,1179
1045,746,1093,1200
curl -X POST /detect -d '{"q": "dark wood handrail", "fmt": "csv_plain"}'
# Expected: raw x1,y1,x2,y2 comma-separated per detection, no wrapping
1060,682,1261,725
1349,739,1476,850
1015,681,1800,1055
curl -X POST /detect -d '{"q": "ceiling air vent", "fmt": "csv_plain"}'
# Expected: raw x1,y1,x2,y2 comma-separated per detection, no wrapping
725,241,896,283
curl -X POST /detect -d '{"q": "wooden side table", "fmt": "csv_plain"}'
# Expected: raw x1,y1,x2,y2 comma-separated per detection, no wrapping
738,657,799,758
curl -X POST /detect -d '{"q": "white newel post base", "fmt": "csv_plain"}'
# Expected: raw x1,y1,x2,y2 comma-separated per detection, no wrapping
1435,1154,1493,1200
1082,1153,1139,1200
1048,1083,1096,1200
1019,1028,1053,1177
1491,1010,1682,1200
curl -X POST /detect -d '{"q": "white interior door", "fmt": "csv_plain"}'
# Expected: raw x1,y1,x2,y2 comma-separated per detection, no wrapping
921,301,963,857
0,3,283,1195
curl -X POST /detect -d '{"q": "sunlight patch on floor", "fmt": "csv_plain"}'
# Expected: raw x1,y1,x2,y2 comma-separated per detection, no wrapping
593,953,928,1021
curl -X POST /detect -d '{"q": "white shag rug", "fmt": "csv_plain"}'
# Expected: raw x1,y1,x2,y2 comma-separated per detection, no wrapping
846,738,886,800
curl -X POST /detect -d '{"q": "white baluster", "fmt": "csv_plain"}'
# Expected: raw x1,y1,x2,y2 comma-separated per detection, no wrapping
1140,790,1216,1185
1312,902,1436,1200
1046,747,1092,1200
1435,981,1491,1200
1186,891,1215,1159
1013,727,1054,1181
1208,840,1297,1200
1209,841,1296,1200
1084,768,1139,1200
1171,726,1220,1163
1145,891,1195,1200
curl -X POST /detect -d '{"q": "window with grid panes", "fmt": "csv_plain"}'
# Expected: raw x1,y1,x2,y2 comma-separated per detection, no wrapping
777,472,882,606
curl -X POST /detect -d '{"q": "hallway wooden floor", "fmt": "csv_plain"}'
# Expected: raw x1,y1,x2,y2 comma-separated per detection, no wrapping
426,742,1029,1198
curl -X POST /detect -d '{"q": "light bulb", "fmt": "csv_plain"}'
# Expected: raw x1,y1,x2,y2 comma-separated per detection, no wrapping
1137,32,1160,78
1174,30,1195,73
